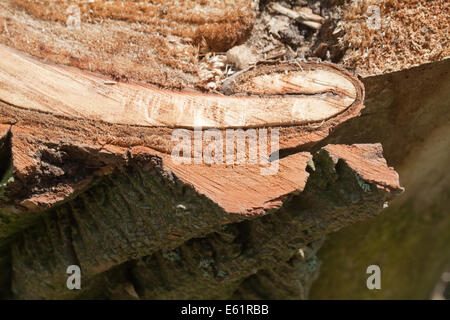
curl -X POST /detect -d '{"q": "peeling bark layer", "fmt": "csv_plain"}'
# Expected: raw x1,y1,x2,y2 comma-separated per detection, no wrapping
8,143,401,299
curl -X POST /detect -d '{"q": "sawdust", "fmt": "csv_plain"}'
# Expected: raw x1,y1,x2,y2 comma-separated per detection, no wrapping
0,0,447,89
338,0,450,76
246,0,449,77
0,0,254,89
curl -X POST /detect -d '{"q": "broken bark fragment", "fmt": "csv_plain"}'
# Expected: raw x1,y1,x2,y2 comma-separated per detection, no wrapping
10,143,401,299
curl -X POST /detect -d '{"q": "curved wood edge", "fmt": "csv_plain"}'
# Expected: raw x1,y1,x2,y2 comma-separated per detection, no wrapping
0,44,364,129
8,142,403,299
0,44,366,216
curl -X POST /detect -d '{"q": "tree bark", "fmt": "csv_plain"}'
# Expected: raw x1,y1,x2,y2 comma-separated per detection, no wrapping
0,0,447,300
0,37,402,299
310,57,450,300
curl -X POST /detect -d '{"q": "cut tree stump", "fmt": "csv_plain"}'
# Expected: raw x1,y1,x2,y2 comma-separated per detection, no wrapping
0,38,401,299
2,0,446,300
0,43,366,216
0,46,402,299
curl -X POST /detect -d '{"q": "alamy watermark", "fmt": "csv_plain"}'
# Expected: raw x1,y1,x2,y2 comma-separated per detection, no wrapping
366,265,381,290
66,5,81,30
66,265,81,290
365,5,381,30
171,128,280,176
351,0,382,31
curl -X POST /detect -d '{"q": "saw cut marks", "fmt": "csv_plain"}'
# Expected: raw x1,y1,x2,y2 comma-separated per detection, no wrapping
10,0,254,52
0,0,254,88
0,44,363,130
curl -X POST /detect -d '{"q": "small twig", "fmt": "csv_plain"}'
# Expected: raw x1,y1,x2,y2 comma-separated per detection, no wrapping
294,60,304,72
308,120,325,128
270,3,323,30
3,20,9,35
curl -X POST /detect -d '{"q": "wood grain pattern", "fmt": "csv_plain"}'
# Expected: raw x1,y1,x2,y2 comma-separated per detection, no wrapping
0,41,365,218
0,44,363,129
0,0,254,89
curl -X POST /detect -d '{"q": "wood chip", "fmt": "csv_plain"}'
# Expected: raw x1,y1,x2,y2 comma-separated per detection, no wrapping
270,3,324,30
